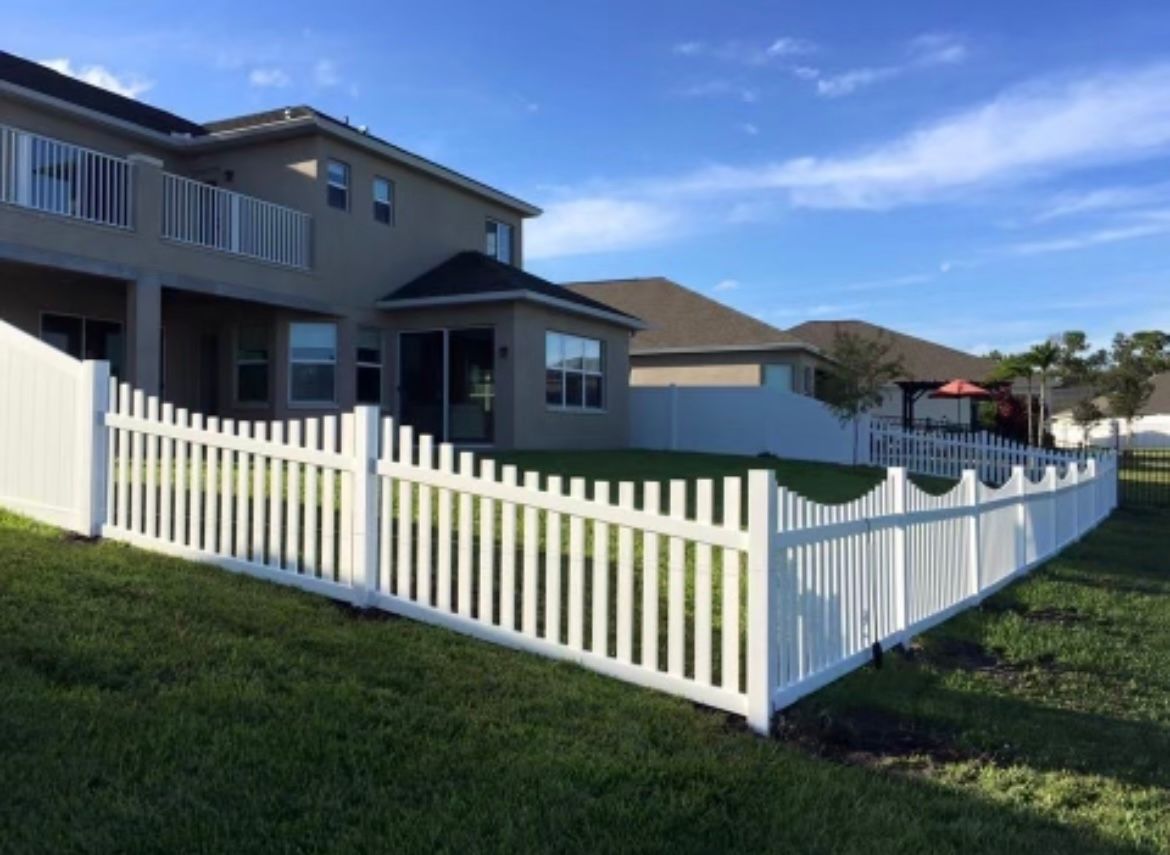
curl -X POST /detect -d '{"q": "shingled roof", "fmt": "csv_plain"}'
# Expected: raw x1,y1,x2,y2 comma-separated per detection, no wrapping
564,278,816,354
787,320,995,382
0,51,207,137
378,252,644,329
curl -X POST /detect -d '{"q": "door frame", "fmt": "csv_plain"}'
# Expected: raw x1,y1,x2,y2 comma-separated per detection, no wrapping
396,325,495,446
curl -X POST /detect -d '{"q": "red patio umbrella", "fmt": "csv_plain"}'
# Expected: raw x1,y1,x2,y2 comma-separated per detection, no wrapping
930,379,992,426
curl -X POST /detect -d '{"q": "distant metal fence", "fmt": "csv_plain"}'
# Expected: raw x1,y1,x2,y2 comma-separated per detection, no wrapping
1119,450,1170,508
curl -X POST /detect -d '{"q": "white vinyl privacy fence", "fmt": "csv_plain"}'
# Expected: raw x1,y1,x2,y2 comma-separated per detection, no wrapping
0,327,1119,733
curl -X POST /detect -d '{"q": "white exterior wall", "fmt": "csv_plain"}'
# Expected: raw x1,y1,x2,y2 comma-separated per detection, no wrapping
1053,414,1170,449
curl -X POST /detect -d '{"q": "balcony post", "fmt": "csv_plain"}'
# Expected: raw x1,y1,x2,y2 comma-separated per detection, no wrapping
127,153,163,236
127,273,162,395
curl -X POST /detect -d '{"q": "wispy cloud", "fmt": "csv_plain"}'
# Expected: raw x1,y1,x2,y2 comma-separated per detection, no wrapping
677,80,758,103
807,33,968,98
672,37,816,66
248,67,290,88
525,197,681,260
1009,220,1170,256
1033,181,1170,221
739,122,760,135
713,279,740,292
313,58,340,88
39,58,152,99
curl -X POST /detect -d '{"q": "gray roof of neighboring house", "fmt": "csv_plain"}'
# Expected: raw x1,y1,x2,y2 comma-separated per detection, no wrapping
787,320,996,383
377,252,644,329
0,50,208,137
564,277,817,355
1055,372,1170,418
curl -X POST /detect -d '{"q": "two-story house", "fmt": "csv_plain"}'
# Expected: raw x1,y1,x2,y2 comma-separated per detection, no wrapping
0,50,640,449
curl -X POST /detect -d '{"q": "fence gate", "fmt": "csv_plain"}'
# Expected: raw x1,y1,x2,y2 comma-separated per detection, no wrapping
1118,450,1170,508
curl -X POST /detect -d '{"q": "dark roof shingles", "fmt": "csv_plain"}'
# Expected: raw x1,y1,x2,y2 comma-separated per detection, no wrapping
379,252,641,325
565,278,808,352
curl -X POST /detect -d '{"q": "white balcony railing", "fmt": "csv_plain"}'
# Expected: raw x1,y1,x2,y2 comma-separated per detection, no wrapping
162,173,312,270
0,124,133,229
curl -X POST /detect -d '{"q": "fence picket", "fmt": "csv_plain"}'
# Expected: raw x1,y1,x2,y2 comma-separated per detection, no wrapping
545,476,563,642
522,471,540,636
159,402,173,542
499,465,517,630
436,442,454,609
456,452,474,617
321,416,337,580
173,408,188,548
416,435,434,607
303,419,319,577
396,425,413,599
567,477,586,649
616,482,635,664
694,479,713,685
478,460,496,623
667,480,686,677
641,481,661,671
235,421,251,560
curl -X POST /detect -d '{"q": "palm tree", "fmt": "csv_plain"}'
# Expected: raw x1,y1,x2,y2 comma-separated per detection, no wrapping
1028,340,1061,446
990,353,1036,444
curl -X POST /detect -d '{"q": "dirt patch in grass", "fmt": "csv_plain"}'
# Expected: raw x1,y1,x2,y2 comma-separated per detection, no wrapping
777,705,981,770
908,637,1015,673
331,602,400,622
59,532,99,545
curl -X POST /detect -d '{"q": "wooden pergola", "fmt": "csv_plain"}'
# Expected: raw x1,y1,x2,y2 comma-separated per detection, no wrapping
896,379,1012,431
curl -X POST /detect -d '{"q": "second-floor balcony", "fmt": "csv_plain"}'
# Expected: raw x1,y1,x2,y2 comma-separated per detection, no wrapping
0,124,312,272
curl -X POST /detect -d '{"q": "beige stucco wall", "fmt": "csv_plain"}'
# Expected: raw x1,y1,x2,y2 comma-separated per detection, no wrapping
629,350,824,395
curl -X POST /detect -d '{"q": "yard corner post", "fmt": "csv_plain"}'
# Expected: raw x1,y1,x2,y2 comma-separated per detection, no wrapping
350,405,381,607
75,359,111,537
746,468,779,736
962,469,981,600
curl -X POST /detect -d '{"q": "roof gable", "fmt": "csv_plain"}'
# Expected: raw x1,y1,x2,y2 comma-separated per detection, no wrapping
787,320,994,382
378,252,644,329
564,278,813,353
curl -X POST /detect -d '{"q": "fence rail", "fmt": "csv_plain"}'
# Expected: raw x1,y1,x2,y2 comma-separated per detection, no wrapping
0,124,133,229
162,172,312,270
868,422,1090,485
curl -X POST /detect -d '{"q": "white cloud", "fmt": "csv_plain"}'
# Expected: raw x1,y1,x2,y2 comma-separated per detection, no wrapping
740,122,760,135
525,197,681,260
672,37,815,66
791,66,821,81
816,67,899,98
39,58,152,99
664,63,1170,209
313,58,340,88
908,33,969,66
1010,220,1170,256
678,80,758,102
713,279,740,292
248,67,290,88
1034,181,1170,221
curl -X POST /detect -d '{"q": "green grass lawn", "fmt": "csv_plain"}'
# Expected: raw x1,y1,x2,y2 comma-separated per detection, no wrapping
2,497,1167,853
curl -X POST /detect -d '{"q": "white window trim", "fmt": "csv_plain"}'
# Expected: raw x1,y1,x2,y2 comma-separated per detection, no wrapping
233,325,271,408
372,176,395,226
545,330,605,413
326,158,351,211
288,321,339,407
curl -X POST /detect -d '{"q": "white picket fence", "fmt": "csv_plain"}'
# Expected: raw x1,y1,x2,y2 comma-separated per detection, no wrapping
91,378,1116,733
868,422,1090,485
0,324,1119,733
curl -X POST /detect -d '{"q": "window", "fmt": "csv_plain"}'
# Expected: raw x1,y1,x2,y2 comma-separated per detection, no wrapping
372,177,394,225
326,159,350,210
356,328,383,405
40,313,125,379
289,322,337,404
545,332,603,410
485,219,513,264
762,364,793,392
235,326,269,404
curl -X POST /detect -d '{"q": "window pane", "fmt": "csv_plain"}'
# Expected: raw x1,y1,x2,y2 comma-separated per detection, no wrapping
584,375,603,409
564,335,586,371
236,326,268,361
84,319,123,369
545,369,564,406
497,222,513,263
327,160,349,187
290,323,337,362
237,363,268,403
485,221,498,257
583,338,602,373
545,332,564,369
41,314,82,359
373,178,393,224
327,184,348,210
356,328,381,365
373,178,391,203
565,372,584,408
291,363,335,402
356,365,381,404
763,364,793,392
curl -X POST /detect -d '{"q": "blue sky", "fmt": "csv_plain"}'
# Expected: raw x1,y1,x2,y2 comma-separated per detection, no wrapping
7,0,1170,353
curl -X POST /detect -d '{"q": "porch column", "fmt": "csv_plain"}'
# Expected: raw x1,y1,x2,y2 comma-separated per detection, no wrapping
127,274,162,395
336,316,358,410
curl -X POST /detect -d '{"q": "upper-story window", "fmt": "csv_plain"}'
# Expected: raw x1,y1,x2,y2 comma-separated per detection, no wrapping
485,219,514,264
327,159,350,210
373,177,395,225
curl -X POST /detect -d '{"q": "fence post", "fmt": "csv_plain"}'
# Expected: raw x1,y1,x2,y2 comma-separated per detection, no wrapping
1045,465,1059,554
963,469,981,599
746,468,778,735
1085,458,1098,524
351,405,380,606
75,360,110,536
1068,462,1081,538
890,467,910,643
1012,465,1027,570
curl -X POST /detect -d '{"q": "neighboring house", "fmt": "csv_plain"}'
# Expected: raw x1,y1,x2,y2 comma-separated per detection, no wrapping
564,277,825,395
1052,372,1170,448
0,50,641,449
787,320,996,428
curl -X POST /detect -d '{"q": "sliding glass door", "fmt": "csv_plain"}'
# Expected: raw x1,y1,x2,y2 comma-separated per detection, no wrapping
398,328,495,444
